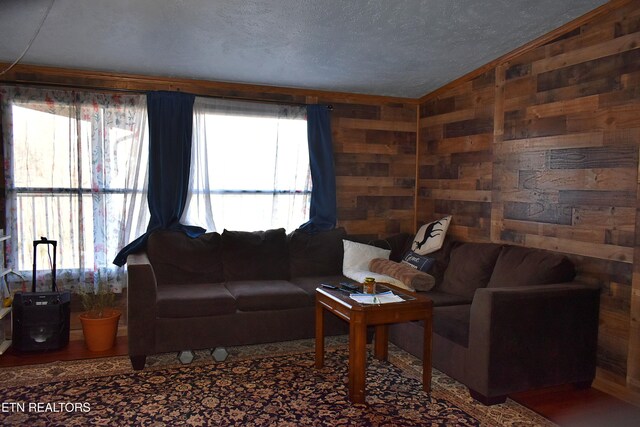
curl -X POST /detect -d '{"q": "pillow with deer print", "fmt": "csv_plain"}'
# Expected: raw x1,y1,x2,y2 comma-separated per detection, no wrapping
411,215,451,255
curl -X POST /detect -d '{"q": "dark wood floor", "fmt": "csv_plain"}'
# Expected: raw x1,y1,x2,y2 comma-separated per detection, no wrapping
0,336,129,367
2,338,639,426
511,385,640,426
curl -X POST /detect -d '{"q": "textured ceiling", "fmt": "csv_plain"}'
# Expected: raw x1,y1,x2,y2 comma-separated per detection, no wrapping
0,0,608,98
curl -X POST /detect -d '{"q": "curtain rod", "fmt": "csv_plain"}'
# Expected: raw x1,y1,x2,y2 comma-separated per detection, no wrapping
0,81,333,109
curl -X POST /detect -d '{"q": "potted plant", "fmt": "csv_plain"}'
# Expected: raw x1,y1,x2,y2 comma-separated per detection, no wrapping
78,284,121,352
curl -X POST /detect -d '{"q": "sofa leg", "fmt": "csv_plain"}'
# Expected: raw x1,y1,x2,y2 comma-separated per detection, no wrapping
130,355,146,370
211,347,229,362
178,350,195,364
468,388,507,405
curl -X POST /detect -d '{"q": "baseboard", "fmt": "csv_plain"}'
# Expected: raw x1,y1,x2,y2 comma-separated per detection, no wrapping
593,368,640,407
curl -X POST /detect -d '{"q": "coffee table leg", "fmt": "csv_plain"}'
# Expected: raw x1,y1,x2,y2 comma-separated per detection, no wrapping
423,314,432,392
315,299,324,369
374,324,388,361
349,316,367,403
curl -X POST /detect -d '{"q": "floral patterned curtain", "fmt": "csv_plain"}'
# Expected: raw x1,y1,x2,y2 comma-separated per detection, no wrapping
0,86,149,293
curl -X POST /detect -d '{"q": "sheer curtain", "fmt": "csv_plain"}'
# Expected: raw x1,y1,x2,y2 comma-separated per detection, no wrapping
182,97,311,232
0,86,149,292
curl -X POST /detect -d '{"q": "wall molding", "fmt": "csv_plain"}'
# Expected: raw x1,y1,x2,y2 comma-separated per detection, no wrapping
0,63,416,106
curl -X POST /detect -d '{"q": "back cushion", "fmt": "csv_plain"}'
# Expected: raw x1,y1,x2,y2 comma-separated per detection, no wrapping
439,243,502,298
147,230,224,285
222,228,289,281
427,237,462,287
288,227,346,277
487,245,576,287
367,233,413,262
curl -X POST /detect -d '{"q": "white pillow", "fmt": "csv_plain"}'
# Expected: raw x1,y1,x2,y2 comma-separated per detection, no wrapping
342,240,411,291
411,215,451,255
343,239,390,272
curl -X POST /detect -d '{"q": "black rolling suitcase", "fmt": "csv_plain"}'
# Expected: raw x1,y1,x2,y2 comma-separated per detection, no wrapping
12,238,70,351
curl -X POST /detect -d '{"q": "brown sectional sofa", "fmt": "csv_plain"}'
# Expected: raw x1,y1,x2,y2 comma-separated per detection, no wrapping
126,227,353,370
126,228,600,406
388,238,600,405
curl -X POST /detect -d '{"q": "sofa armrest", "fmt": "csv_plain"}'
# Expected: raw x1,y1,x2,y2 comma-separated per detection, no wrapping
466,282,600,397
126,252,158,356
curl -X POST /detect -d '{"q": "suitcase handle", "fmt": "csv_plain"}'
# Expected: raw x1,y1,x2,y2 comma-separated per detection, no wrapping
32,237,57,292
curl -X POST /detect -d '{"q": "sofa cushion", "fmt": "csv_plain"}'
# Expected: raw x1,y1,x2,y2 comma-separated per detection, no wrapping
156,283,236,318
288,275,354,302
222,228,289,281
425,237,461,288
147,230,224,285
438,243,502,299
433,305,471,348
488,245,576,288
367,233,413,262
288,227,346,277
419,289,473,307
225,280,310,311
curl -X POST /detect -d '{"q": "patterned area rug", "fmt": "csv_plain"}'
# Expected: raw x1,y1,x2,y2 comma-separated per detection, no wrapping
0,337,554,426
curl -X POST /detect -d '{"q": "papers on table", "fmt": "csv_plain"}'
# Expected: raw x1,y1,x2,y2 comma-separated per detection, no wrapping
349,291,404,305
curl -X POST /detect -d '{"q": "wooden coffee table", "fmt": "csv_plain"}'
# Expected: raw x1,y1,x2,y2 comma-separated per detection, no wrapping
315,283,433,404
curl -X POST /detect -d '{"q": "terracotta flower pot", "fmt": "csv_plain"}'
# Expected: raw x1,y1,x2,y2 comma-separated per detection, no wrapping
79,309,121,352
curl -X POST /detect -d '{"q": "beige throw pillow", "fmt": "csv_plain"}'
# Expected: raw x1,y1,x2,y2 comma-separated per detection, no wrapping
369,258,436,291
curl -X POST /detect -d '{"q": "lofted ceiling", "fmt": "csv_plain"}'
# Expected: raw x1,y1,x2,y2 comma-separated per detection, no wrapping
0,0,609,98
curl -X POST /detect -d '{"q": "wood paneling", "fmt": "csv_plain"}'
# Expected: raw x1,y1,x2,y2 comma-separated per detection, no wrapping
331,102,417,240
419,0,640,400
417,69,495,241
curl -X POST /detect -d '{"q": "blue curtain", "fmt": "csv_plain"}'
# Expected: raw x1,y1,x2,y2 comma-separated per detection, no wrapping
113,91,204,266
299,105,337,233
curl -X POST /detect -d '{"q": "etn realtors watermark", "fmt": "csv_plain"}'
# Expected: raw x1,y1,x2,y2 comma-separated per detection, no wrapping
2,401,90,413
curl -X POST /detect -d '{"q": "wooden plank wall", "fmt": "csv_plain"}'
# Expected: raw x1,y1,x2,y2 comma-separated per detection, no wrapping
418,1,640,399
417,70,495,241
328,102,417,240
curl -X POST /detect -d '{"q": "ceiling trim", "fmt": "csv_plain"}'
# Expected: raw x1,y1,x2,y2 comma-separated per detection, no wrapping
419,0,631,103
0,62,418,106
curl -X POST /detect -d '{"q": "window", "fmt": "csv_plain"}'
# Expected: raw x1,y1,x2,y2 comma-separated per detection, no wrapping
182,98,311,232
0,87,149,291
